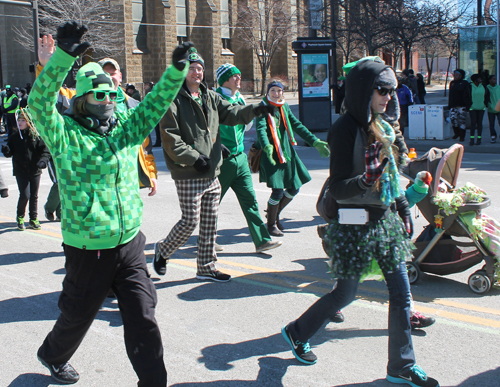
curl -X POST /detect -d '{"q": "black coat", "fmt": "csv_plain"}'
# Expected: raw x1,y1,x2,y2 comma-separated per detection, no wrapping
2,130,50,177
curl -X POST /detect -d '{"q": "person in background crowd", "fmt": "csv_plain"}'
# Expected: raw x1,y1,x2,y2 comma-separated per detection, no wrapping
25,83,32,94
0,168,8,198
215,63,282,254
145,82,162,147
255,80,330,237
281,58,439,387
153,47,275,282
416,73,426,104
334,76,346,114
18,88,28,108
485,74,500,144
396,77,413,135
469,73,486,146
2,86,19,137
1,108,50,230
29,22,190,385
402,69,419,104
448,69,471,142
126,84,142,101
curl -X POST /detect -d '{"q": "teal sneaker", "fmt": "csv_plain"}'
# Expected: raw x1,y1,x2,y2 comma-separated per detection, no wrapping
29,218,41,230
281,324,317,365
387,365,439,387
17,216,25,231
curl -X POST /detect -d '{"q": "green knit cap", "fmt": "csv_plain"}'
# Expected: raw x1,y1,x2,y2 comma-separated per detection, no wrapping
75,62,114,97
187,47,204,68
216,63,241,86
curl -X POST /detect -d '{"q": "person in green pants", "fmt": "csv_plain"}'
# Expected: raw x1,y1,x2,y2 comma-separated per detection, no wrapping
216,64,282,254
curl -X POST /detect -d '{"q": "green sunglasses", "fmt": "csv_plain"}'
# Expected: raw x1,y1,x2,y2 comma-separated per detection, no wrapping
89,90,118,101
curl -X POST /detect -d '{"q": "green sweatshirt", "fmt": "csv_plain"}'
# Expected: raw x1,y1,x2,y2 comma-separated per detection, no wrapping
487,84,500,113
216,87,247,154
470,83,486,111
28,48,187,249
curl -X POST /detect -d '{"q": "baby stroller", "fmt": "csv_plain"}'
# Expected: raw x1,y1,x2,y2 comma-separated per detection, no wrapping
401,144,496,294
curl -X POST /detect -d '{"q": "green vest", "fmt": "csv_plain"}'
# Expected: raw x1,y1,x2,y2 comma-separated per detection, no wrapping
3,94,17,113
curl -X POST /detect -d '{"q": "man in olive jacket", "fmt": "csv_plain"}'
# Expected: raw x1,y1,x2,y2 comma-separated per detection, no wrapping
154,48,273,282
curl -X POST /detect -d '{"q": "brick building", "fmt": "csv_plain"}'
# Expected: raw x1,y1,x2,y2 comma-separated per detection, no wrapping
0,0,305,94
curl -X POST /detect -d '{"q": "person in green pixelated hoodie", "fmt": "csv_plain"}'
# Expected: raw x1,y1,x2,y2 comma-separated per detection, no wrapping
28,22,191,386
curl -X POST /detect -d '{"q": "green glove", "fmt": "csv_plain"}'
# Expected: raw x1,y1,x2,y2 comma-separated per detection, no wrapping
313,139,330,158
263,144,276,166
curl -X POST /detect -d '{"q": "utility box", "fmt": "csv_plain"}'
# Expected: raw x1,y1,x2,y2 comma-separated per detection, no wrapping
425,105,451,140
408,105,426,139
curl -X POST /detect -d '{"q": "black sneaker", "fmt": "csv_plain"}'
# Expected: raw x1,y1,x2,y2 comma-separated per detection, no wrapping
330,310,345,323
410,311,436,329
491,136,497,144
29,219,41,230
281,324,317,365
196,270,231,282
45,210,55,221
37,354,80,384
153,239,167,276
17,216,25,231
387,365,439,387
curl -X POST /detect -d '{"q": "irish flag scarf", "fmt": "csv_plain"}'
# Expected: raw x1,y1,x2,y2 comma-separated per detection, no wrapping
263,96,296,164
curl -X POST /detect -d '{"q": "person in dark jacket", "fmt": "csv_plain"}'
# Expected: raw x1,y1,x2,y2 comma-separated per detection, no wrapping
1,108,50,230
416,73,426,104
448,69,472,141
402,69,419,104
153,47,274,283
281,59,439,387
396,77,413,134
2,86,19,137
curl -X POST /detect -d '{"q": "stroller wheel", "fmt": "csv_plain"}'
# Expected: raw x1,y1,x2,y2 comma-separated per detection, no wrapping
468,271,492,294
406,261,420,284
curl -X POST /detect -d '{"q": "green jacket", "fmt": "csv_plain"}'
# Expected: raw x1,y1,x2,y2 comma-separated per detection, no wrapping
487,84,500,113
28,47,187,249
470,83,486,111
160,82,258,180
256,102,318,190
216,87,248,155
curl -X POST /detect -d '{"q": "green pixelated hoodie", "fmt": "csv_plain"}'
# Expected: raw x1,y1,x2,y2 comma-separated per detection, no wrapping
28,48,187,249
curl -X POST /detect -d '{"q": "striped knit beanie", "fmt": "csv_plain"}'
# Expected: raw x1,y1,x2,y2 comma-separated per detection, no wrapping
216,63,241,86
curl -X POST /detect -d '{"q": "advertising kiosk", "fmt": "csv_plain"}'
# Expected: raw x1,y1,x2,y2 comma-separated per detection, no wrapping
292,38,335,132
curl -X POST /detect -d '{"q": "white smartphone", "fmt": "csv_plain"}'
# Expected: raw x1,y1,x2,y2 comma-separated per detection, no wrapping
338,209,369,225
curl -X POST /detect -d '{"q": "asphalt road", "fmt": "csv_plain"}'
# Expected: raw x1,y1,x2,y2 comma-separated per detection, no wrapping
1,130,500,386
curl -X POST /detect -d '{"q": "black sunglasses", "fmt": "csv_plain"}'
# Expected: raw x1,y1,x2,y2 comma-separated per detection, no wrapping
374,86,394,96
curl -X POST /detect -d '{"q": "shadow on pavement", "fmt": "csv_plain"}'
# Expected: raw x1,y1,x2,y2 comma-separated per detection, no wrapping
0,250,65,267
7,373,53,387
170,356,293,386
454,366,500,386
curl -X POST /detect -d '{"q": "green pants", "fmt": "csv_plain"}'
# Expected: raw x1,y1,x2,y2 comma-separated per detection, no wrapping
218,152,271,248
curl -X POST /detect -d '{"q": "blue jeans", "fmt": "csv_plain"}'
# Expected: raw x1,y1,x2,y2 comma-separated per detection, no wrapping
289,261,414,376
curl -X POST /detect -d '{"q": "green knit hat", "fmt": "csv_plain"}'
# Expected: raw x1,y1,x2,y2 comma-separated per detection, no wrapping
187,47,204,68
216,63,241,86
75,62,114,97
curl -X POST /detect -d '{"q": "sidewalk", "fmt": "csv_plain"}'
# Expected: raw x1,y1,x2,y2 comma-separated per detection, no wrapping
242,83,500,154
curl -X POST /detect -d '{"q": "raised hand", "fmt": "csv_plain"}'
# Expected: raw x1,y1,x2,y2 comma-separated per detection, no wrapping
38,34,56,67
360,142,389,186
56,21,90,57
172,42,194,71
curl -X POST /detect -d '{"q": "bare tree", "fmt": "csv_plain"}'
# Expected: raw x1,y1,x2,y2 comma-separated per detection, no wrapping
235,0,295,96
13,0,124,60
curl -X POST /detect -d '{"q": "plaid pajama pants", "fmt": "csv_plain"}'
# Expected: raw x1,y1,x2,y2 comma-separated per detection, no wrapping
158,178,220,275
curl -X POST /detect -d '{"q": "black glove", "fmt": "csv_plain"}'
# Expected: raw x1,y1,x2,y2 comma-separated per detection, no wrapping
193,154,210,173
1,145,10,155
172,42,194,71
56,21,91,57
254,103,275,116
37,159,47,169
221,144,231,159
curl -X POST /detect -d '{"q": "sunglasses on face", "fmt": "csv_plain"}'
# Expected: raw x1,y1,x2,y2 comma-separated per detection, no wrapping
90,90,118,101
374,86,394,96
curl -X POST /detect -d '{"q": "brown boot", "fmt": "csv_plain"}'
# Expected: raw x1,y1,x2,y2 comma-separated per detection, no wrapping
267,203,284,237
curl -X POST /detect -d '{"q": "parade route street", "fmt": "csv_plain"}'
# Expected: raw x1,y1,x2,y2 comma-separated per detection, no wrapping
1,133,500,387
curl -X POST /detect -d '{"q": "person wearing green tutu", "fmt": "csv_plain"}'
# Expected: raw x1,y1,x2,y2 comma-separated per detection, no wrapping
281,59,440,387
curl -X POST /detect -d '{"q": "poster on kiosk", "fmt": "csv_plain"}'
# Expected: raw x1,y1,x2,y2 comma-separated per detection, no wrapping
302,54,330,98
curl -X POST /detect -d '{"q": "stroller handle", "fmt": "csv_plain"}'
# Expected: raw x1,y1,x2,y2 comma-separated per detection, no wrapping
455,197,491,214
